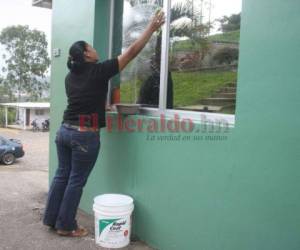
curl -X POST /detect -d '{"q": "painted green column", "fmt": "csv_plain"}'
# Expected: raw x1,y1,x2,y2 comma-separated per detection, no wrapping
49,0,96,179
93,0,110,60
111,0,124,89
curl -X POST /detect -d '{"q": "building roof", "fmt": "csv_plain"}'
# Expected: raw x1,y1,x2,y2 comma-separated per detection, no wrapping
0,102,50,109
32,0,52,9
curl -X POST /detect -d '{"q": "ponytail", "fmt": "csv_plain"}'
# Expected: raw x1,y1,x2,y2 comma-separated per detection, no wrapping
67,41,87,73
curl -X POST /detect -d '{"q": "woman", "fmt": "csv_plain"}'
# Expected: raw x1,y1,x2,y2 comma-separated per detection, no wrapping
43,11,165,237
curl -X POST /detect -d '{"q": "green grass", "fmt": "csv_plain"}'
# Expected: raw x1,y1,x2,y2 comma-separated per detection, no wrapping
172,71,237,107
172,40,200,52
120,71,237,107
120,79,142,104
208,30,240,43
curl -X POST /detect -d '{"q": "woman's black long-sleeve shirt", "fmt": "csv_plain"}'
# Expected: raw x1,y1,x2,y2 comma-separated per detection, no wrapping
62,58,119,129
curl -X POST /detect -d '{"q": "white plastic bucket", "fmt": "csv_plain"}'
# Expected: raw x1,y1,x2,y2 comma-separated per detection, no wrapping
93,194,134,248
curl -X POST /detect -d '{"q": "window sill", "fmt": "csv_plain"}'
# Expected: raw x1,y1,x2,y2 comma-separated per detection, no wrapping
107,107,235,128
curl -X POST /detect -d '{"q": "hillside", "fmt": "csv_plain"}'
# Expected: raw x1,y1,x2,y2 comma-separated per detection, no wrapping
208,30,240,43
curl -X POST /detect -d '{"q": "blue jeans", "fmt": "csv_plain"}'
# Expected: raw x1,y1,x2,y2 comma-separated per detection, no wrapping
43,124,100,231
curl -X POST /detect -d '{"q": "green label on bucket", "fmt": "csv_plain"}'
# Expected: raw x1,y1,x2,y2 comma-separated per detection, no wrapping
96,216,131,248
99,219,120,234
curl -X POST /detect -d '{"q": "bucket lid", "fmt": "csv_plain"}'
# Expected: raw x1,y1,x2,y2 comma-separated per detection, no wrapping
94,193,133,207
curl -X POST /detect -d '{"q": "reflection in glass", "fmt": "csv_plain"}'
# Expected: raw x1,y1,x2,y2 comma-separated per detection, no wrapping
120,0,164,108
120,0,241,114
168,0,241,114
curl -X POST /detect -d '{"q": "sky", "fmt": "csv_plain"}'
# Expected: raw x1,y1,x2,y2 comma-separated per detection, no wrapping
209,0,242,19
124,0,242,35
0,0,51,41
0,0,52,71
172,0,242,20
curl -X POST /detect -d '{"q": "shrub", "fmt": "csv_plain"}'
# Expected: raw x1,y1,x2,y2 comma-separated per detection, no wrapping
0,108,16,127
213,47,239,65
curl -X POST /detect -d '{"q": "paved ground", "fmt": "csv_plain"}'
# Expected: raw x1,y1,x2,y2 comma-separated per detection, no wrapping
0,128,49,171
0,128,153,250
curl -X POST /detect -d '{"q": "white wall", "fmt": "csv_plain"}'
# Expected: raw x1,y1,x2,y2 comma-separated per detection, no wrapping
29,108,50,127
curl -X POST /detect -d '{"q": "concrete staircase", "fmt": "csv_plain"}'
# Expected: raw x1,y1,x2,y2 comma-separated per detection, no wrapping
200,83,237,113
177,83,237,113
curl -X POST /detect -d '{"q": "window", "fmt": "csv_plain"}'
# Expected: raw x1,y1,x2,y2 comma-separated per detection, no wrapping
116,0,242,124
35,109,44,116
119,0,163,107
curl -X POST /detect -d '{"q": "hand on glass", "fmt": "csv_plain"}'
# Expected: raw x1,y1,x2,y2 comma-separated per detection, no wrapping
149,10,165,33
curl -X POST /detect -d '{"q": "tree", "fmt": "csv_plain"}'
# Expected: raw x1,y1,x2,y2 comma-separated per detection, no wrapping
218,13,241,33
0,25,50,101
0,76,11,102
213,47,239,65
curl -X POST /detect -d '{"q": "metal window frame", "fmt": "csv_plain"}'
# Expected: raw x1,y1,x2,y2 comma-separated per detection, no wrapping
106,0,115,106
159,0,171,111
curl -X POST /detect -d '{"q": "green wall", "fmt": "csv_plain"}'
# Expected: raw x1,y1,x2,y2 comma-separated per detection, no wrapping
50,0,300,249
49,0,95,178
49,0,110,178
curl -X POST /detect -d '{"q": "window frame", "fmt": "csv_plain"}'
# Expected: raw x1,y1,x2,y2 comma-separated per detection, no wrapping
109,0,237,127
106,0,116,105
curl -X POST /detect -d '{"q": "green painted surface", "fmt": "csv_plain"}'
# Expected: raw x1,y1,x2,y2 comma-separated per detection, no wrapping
94,0,110,60
49,0,300,249
111,0,123,88
49,0,96,179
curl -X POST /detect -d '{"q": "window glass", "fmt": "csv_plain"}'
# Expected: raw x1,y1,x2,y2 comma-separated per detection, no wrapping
168,0,241,114
120,0,163,107
35,109,44,116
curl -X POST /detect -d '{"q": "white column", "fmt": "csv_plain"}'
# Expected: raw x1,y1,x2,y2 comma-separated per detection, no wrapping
23,108,26,130
106,0,115,106
159,0,171,111
5,106,8,128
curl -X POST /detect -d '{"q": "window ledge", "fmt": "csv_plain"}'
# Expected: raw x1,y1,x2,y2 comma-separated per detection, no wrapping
107,107,235,128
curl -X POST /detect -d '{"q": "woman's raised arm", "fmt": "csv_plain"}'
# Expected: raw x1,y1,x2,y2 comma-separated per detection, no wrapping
117,10,165,72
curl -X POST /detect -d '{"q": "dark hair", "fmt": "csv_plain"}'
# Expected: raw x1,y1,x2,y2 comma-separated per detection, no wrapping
67,40,87,73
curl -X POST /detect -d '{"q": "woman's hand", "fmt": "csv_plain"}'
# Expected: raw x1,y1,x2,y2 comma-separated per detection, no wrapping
148,10,166,33
117,10,165,72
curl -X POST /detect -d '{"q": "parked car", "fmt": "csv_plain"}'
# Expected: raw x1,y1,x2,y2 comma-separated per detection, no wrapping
0,136,25,165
